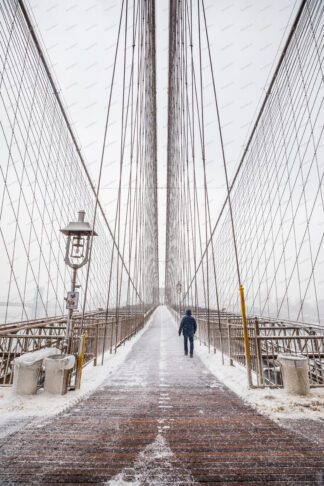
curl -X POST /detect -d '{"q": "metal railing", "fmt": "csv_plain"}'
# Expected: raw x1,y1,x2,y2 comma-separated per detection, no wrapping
175,306,324,388
0,305,156,385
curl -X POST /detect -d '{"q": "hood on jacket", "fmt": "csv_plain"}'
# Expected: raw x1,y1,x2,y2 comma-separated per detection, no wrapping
185,309,192,316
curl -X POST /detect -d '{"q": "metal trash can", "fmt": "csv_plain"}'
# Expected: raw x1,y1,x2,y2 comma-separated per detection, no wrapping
13,348,61,395
44,354,75,395
278,354,310,395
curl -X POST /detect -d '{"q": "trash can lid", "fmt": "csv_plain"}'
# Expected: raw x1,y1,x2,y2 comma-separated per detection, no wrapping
13,347,61,366
278,353,308,366
46,354,68,361
44,354,75,370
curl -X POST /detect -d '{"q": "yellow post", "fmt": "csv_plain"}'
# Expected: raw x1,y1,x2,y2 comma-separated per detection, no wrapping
76,334,86,390
239,285,253,387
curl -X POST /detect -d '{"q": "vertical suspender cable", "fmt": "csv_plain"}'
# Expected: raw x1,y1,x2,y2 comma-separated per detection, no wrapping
201,0,252,386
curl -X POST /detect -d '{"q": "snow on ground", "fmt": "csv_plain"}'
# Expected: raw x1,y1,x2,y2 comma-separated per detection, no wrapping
195,339,324,421
0,313,155,434
106,434,197,486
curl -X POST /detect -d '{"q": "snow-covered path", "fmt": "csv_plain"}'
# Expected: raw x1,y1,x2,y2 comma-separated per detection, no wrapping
0,306,324,484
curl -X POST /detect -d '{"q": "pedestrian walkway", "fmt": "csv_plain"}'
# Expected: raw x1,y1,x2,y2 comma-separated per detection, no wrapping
0,306,324,484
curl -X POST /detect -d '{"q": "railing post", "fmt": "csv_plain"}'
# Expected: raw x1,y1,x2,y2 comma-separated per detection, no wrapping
207,309,211,353
94,323,99,366
114,317,118,353
239,285,253,387
254,317,264,386
227,320,233,366
101,318,108,365
218,313,224,364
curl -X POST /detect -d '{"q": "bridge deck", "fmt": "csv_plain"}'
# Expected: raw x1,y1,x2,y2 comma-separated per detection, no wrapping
0,307,323,484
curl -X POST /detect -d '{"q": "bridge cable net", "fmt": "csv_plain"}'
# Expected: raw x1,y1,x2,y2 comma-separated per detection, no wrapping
165,0,324,384
0,0,158,382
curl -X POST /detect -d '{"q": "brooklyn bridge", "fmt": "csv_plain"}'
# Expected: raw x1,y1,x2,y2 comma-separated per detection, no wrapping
0,0,324,483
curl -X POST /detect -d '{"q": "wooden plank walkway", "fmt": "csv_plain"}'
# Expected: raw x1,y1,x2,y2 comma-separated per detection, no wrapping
0,306,324,484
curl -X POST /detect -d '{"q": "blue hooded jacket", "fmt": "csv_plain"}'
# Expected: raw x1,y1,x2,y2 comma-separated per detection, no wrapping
179,309,197,338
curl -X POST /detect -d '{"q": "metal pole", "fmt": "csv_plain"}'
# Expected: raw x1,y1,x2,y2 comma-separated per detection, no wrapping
67,267,77,355
75,334,86,389
239,285,253,387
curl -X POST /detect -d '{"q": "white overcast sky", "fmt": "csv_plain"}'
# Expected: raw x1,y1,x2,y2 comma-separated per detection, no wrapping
26,0,300,287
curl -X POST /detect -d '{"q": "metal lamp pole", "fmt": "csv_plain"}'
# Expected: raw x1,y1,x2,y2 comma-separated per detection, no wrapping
60,210,98,355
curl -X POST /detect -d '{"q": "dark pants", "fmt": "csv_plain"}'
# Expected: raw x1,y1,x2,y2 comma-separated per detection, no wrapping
184,335,194,356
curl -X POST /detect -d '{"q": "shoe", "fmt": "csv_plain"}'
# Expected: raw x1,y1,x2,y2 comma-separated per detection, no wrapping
185,352,188,356
190,354,193,358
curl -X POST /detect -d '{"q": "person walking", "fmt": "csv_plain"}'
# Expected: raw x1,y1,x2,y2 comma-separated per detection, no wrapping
178,309,197,358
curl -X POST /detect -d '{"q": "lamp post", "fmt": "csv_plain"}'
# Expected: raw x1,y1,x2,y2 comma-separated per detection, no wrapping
60,210,97,354
176,280,182,319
